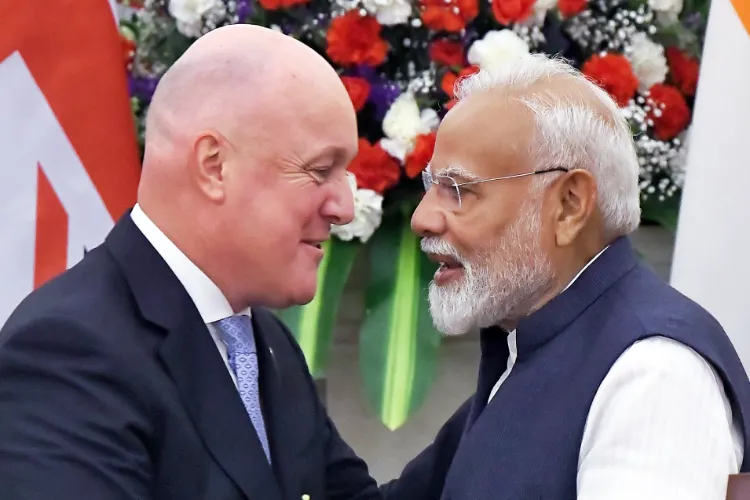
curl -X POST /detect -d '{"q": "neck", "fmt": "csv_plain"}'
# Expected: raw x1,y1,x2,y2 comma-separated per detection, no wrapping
138,197,245,313
499,237,610,331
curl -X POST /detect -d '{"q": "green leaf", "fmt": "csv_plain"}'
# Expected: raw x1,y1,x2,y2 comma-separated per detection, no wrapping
359,213,442,430
640,192,681,232
275,238,359,377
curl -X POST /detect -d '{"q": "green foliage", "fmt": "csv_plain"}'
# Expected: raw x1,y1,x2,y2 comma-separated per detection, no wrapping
359,210,442,429
276,239,359,378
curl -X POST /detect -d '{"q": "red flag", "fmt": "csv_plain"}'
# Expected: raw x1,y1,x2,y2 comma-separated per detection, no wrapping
0,0,141,324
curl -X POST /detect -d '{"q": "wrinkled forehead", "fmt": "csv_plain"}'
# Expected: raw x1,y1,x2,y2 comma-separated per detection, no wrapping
428,93,536,179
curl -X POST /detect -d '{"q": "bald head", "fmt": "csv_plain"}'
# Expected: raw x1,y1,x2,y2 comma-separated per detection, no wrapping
141,24,349,171
135,24,358,311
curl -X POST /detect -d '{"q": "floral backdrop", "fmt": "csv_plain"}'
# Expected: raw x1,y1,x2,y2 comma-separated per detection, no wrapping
117,0,708,428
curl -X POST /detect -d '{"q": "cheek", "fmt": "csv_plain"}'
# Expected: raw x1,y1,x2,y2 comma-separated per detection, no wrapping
283,186,326,228
449,210,511,256
261,187,325,245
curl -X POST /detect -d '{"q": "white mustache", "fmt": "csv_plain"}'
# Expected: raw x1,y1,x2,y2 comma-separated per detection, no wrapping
420,237,467,267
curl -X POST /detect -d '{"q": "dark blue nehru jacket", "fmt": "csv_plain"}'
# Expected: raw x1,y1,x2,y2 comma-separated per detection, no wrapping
440,236,750,500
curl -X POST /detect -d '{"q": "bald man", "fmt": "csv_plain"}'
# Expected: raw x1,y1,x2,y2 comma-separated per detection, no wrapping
0,25,383,500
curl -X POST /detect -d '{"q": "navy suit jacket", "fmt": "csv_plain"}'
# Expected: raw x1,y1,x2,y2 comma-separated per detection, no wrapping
0,214,382,500
379,398,470,500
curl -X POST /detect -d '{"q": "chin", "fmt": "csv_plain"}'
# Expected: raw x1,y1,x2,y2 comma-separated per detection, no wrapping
255,285,315,310
287,278,319,307
291,291,316,306
270,263,320,308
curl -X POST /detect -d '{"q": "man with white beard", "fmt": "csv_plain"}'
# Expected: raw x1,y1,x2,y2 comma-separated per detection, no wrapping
378,54,750,500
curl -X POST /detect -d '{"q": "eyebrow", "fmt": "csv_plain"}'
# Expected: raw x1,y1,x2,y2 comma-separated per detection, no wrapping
433,163,481,182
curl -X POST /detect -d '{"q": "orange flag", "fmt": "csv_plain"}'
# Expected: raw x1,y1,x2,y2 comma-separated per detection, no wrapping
0,0,141,325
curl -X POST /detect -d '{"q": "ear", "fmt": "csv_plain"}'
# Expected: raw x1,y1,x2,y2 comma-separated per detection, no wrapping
550,169,597,247
193,131,226,202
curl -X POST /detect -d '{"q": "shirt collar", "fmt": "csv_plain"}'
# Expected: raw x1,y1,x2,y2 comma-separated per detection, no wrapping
129,204,250,324
563,244,610,292
507,244,611,353
512,236,638,359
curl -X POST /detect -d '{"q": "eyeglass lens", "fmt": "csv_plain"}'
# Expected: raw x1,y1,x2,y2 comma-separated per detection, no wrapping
421,170,461,210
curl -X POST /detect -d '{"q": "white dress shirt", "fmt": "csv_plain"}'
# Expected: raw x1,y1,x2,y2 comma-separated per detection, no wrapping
487,246,744,499
130,203,243,387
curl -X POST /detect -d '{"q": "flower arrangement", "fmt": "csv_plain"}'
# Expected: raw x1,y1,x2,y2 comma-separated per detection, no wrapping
117,0,707,429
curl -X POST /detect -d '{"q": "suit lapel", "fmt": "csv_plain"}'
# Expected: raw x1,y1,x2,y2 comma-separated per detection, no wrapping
105,213,283,500
252,312,300,498
158,316,283,500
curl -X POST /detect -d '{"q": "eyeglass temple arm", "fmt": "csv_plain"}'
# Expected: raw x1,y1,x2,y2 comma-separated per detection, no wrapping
454,167,570,187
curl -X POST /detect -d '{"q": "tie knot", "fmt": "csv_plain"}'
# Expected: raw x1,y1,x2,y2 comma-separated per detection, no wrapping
213,315,256,355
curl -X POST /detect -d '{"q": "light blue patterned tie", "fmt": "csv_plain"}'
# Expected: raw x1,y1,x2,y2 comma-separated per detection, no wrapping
213,315,271,462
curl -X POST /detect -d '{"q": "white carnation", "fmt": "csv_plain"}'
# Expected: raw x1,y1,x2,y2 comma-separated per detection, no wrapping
331,174,384,243
467,30,530,72
627,32,668,92
361,0,412,25
648,0,683,16
381,92,439,162
530,0,557,23
168,0,222,38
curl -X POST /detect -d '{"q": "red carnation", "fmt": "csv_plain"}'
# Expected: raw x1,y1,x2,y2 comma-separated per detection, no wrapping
419,0,479,32
441,65,480,98
646,84,690,141
117,0,144,7
341,76,371,112
326,11,388,67
347,138,401,194
405,132,438,178
582,53,639,107
259,0,309,8
666,47,700,97
429,39,465,67
492,0,535,24
558,0,587,17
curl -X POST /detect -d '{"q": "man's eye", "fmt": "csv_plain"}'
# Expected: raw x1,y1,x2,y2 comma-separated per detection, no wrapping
311,168,333,181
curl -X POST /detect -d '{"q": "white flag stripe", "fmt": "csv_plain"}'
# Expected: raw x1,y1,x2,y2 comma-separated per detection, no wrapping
670,0,750,370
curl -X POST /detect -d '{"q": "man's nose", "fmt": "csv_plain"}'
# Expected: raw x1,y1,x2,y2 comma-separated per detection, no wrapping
322,175,355,225
411,192,446,238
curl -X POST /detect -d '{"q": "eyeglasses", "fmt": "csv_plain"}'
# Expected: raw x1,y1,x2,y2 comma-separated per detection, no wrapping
421,166,569,211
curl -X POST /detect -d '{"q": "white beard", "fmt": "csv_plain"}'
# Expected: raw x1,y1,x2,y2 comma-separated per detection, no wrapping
421,198,556,336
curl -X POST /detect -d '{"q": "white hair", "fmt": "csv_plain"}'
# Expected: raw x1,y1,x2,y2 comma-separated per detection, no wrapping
454,53,641,237
422,194,555,336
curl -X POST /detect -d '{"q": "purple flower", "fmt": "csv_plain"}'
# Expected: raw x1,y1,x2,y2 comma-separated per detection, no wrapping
236,0,253,22
128,75,160,101
350,64,376,80
369,80,401,120
347,65,401,120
